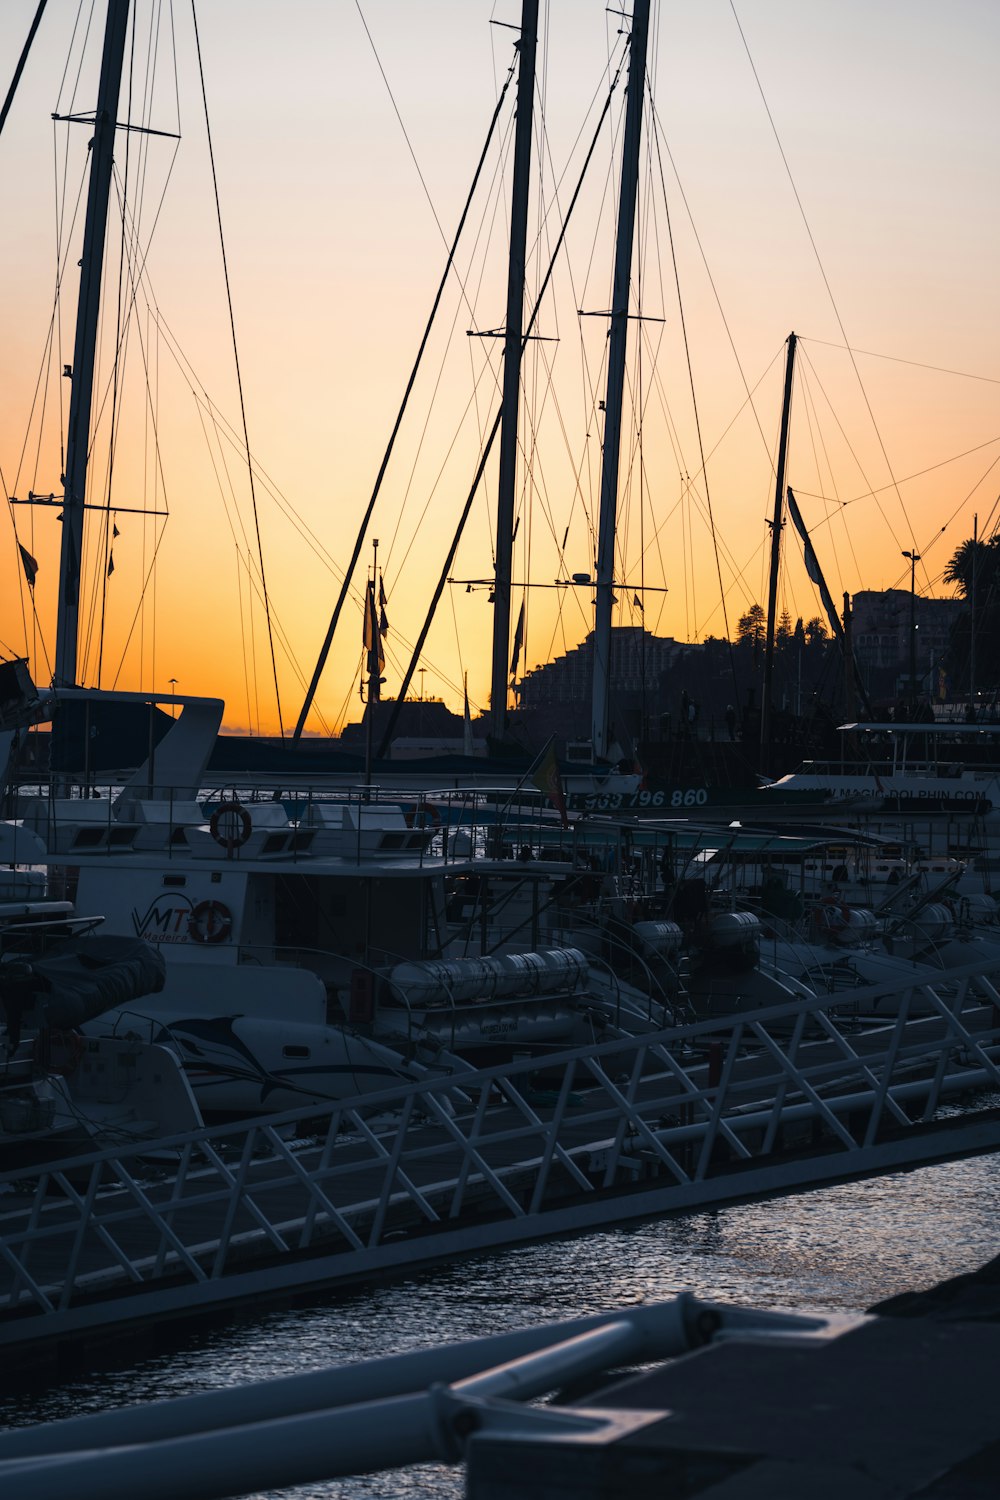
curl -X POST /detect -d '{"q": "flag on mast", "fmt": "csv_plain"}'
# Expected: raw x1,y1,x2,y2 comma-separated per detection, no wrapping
18,545,38,588
363,578,384,698
509,601,525,680
530,735,569,828
378,575,389,637
633,592,643,611
786,487,844,642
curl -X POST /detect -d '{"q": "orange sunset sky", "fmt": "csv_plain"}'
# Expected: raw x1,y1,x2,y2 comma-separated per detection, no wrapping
1,1,998,736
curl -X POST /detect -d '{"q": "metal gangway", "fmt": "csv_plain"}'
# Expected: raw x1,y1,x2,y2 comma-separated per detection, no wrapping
2,954,1000,1358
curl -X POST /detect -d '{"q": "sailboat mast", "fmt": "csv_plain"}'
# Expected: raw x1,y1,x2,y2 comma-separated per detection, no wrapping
760,329,797,755
54,0,130,687
489,0,538,743
970,511,978,711
590,0,651,761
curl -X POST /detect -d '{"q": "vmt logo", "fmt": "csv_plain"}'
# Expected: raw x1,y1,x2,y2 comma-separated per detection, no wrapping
132,895,196,944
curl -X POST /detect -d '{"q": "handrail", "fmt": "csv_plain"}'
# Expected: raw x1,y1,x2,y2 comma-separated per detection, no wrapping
0,960,997,1354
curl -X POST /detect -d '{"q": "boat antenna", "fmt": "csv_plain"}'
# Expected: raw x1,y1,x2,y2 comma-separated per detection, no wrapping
490,0,539,746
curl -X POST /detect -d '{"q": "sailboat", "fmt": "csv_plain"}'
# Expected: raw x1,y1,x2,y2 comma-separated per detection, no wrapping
2,0,647,1116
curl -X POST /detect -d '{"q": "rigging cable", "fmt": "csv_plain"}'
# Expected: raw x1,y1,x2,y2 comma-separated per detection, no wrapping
4,161,91,679
794,434,1000,516
502,38,634,661
0,0,48,140
191,0,284,736
380,103,517,584
800,337,1000,388
647,87,740,708
796,357,862,588
96,6,138,687
729,2,919,578
104,148,182,688
377,56,625,759
293,42,519,737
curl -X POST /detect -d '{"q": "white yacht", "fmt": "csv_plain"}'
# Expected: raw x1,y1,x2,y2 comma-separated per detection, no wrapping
9,690,609,1118
762,721,1000,815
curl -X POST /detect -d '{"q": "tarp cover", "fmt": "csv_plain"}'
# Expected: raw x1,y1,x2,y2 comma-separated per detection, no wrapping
25,937,165,1028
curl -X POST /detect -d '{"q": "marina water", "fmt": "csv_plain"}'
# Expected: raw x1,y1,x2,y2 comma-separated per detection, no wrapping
2,1145,998,1498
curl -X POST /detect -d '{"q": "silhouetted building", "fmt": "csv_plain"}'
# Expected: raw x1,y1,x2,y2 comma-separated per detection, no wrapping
851,590,961,698
514,628,681,741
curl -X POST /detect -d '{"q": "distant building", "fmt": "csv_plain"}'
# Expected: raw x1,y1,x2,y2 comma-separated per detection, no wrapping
387,736,487,760
851,590,962,698
339,698,475,753
515,627,681,739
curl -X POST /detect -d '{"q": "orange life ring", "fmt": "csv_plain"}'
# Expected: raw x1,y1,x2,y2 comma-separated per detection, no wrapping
188,900,233,945
210,801,252,850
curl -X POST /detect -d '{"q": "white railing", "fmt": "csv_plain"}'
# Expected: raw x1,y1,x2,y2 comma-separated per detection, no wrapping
1,954,999,1340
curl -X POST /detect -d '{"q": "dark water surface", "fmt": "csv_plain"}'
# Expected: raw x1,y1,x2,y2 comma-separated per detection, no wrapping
3,1152,999,1497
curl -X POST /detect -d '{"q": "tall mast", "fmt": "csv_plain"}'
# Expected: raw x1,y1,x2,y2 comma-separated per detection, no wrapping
590,0,651,761
489,0,538,743
760,329,797,756
54,0,130,686
970,511,978,711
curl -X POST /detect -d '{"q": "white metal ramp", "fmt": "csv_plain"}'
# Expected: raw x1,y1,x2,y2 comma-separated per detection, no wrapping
2,953,1000,1358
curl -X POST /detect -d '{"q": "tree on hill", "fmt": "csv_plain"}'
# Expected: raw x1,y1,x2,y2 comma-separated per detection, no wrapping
737,603,766,645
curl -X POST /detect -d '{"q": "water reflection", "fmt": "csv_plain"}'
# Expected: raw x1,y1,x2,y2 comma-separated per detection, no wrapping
3,1152,999,1498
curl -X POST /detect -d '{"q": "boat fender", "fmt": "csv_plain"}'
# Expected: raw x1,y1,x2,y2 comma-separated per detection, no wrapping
816,896,850,929
188,900,233,944
210,801,252,850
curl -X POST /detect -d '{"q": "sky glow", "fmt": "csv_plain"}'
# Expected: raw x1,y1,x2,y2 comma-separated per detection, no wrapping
1,1,997,734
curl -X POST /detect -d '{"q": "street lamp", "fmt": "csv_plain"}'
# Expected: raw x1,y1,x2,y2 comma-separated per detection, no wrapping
168,678,178,718
901,551,921,704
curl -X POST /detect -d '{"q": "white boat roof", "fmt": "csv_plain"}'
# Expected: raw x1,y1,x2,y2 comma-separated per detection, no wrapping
838,721,1000,735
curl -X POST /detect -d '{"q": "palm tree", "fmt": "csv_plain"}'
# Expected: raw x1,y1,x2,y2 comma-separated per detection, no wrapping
943,537,1000,599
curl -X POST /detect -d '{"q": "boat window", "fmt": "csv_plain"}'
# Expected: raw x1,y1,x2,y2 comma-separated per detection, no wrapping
282,1045,310,1058
288,830,314,851
262,834,287,854
108,826,136,845
379,833,408,850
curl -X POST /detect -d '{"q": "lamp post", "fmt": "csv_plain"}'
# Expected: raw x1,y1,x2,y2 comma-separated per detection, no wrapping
901,550,921,704
168,678,178,719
